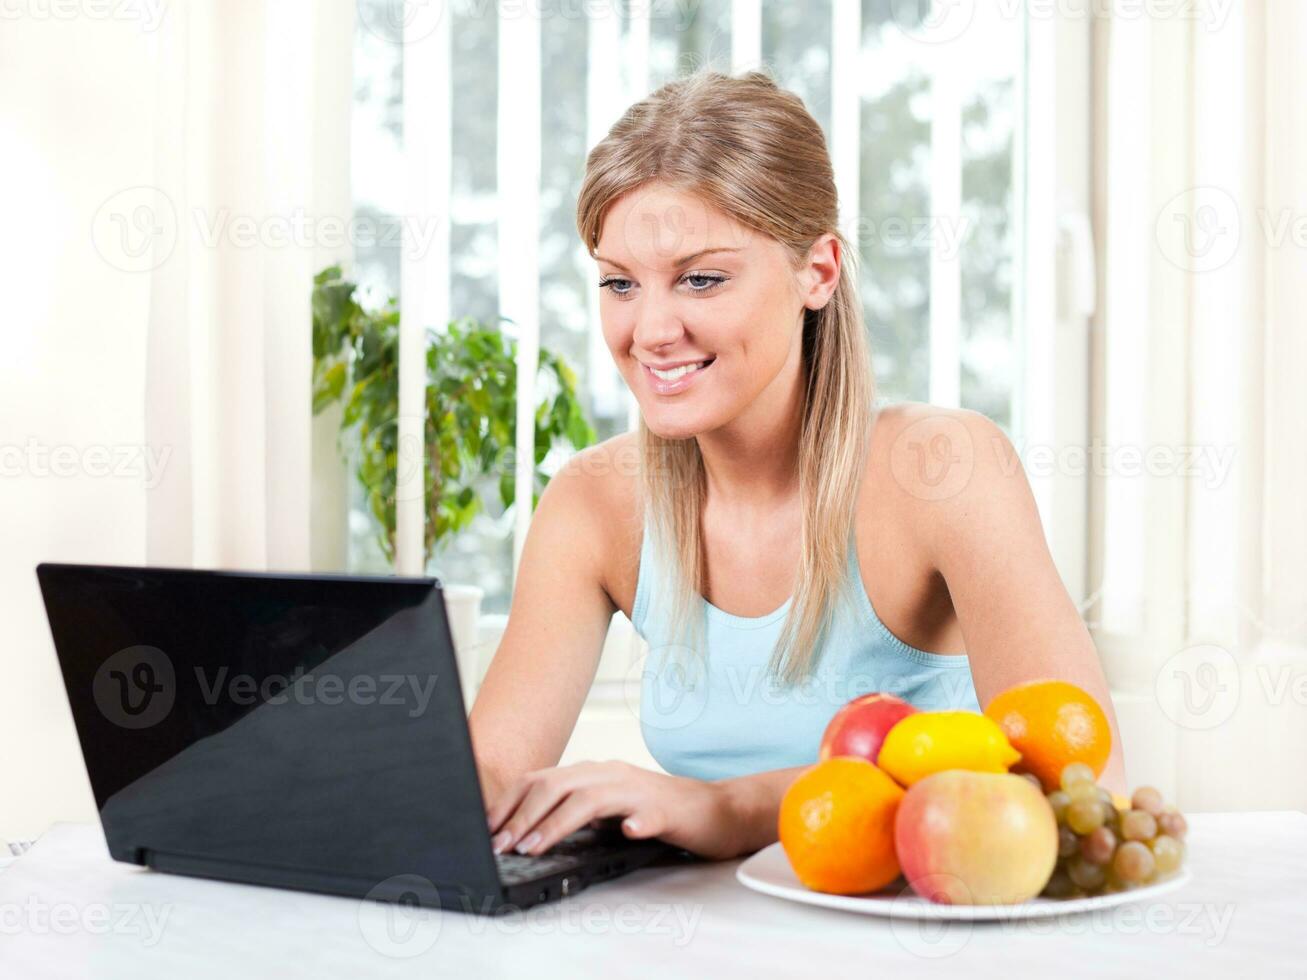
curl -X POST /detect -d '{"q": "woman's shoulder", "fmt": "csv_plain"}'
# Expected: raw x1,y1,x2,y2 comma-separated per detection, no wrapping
863,400,1030,555
549,431,644,604
866,401,1015,496
557,430,642,514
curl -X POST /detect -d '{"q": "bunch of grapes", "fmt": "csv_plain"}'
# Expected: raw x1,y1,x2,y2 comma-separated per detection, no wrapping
1038,763,1188,899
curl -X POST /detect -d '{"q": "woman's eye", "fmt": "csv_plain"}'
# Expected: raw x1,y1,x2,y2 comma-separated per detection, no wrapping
683,274,726,292
597,273,727,297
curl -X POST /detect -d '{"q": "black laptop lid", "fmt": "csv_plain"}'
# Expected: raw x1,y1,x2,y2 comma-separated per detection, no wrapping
36,563,501,894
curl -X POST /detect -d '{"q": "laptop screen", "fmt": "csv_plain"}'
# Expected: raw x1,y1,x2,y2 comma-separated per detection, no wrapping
37,564,499,892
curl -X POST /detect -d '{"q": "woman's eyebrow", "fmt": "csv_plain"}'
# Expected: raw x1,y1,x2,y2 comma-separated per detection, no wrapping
593,247,743,272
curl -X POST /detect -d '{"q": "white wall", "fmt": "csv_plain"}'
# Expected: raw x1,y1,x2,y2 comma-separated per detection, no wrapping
0,14,161,839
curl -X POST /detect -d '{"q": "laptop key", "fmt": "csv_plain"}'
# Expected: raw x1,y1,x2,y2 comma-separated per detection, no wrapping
494,851,585,883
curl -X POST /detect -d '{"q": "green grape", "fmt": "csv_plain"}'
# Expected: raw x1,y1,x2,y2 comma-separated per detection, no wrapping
1131,786,1165,816
1080,826,1117,865
1113,841,1156,884
1066,798,1105,834
1060,762,1096,792
1047,790,1071,822
1058,825,1079,858
1067,856,1107,891
1100,801,1121,831
1042,866,1078,899
1120,809,1158,841
1150,834,1185,875
1067,781,1100,804
1158,810,1188,840
1095,787,1116,821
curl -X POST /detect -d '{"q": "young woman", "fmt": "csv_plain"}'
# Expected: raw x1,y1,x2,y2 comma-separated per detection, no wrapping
470,69,1125,863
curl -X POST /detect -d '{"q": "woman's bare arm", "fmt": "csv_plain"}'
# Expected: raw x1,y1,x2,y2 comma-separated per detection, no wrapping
470,440,812,860
710,764,812,855
467,445,623,802
894,406,1128,794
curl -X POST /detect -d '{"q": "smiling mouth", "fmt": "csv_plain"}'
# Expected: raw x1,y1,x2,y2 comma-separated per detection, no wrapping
640,357,716,395
647,359,714,381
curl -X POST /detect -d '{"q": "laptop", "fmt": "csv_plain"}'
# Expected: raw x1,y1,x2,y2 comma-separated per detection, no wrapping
35,562,686,913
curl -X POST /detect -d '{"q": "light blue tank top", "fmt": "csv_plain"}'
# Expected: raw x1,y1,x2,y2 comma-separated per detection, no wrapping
631,519,981,781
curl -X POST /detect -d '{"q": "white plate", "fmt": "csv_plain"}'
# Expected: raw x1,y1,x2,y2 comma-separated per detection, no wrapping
737,842,1192,921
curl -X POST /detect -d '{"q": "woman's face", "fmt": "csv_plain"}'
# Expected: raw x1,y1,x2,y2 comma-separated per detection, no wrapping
593,183,822,440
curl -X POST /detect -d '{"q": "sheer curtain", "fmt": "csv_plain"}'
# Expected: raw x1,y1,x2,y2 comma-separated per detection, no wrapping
1090,0,1307,810
143,0,353,572
0,0,352,838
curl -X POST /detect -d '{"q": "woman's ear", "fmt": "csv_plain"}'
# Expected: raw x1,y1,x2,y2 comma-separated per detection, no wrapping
802,233,842,310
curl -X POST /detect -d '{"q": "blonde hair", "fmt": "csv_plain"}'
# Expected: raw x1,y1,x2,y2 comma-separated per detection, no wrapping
575,69,875,686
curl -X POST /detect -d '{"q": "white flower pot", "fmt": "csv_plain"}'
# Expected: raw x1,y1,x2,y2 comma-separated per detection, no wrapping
441,583,483,710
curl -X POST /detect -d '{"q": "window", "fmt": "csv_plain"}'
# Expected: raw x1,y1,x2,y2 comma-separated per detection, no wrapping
340,0,1032,616
858,0,1022,429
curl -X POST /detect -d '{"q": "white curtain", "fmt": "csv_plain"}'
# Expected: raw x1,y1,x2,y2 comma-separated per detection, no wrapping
0,0,353,838
143,0,353,572
1091,0,1307,810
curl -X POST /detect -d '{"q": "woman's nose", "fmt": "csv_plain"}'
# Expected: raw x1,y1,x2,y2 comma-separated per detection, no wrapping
631,292,685,351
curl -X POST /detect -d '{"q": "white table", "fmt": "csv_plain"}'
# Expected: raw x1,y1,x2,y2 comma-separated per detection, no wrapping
1,813,1304,978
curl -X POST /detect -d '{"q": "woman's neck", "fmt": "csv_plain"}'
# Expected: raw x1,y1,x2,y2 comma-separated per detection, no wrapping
696,344,807,511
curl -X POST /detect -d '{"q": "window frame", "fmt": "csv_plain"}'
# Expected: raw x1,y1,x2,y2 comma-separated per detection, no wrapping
342,0,1096,691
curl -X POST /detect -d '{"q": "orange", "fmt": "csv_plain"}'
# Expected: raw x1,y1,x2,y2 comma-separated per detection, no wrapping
778,757,904,895
984,680,1111,792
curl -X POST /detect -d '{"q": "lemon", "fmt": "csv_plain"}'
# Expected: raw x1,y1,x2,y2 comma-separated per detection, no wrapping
877,711,1021,786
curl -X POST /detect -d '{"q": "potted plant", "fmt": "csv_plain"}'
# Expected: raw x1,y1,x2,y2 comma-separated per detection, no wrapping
311,265,596,691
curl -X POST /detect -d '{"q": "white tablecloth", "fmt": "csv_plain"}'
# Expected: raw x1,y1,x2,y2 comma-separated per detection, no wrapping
1,812,1304,978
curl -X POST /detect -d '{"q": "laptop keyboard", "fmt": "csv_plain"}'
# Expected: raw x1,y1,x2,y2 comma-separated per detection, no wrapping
492,826,620,884
494,851,586,883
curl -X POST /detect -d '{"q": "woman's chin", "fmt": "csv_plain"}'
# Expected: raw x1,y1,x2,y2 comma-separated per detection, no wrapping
641,412,707,442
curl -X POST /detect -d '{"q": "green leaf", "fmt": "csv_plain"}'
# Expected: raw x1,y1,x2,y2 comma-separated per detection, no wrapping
312,361,347,414
311,264,600,561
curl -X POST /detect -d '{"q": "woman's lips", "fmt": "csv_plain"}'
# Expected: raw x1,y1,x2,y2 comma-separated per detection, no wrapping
642,358,714,395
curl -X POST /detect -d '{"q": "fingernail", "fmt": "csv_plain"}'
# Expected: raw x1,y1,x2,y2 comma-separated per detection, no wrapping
623,817,641,834
491,831,513,854
514,832,541,854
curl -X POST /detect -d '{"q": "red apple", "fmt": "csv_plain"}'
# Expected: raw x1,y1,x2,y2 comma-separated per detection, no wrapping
819,693,918,765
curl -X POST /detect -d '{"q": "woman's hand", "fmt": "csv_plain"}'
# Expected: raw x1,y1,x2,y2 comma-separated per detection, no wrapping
484,760,739,861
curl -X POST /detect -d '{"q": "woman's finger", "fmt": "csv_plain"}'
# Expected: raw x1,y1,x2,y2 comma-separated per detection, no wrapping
485,772,536,834
617,803,667,840
487,763,606,832
517,786,634,856
492,766,598,853
488,774,556,848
